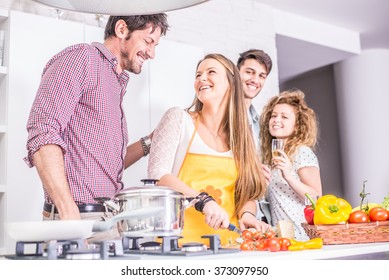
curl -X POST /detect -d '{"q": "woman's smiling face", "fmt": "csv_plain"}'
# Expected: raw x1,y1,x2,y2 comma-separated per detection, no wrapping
269,103,296,139
194,58,229,105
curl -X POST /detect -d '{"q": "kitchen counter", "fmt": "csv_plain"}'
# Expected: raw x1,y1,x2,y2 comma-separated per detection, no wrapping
124,242,389,260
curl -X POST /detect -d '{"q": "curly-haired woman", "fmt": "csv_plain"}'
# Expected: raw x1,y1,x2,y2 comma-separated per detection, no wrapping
260,89,322,240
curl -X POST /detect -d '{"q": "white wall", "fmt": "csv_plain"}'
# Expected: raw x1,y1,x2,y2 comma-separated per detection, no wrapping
334,49,389,206
7,11,86,223
123,39,204,187
0,0,281,115
165,0,280,113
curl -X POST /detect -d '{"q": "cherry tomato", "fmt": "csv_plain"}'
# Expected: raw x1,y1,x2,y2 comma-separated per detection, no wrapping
255,241,267,251
240,241,254,251
264,229,276,239
278,238,292,251
241,229,254,241
348,210,369,223
369,207,389,222
267,237,281,252
252,230,264,241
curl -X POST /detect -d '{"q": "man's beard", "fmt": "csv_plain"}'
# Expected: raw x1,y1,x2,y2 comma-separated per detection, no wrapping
121,50,141,74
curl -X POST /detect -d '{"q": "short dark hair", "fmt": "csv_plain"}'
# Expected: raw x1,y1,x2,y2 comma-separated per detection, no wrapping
236,49,272,74
104,14,169,40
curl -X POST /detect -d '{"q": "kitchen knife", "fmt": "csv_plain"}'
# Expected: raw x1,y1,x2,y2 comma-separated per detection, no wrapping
227,223,242,235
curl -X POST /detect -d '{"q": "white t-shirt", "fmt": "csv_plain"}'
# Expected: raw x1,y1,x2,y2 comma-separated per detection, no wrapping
268,145,319,241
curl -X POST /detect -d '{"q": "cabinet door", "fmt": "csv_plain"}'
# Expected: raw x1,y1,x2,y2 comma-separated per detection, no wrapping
150,39,204,128
121,39,204,187
7,11,84,223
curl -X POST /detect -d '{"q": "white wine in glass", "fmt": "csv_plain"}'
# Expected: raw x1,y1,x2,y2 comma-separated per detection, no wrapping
271,139,284,158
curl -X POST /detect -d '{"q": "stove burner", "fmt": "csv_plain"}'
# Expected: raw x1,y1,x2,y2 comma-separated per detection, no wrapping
122,234,239,256
6,234,238,259
65,248,101,260
181,242,207,252
140,241,161,251
6,239,139,260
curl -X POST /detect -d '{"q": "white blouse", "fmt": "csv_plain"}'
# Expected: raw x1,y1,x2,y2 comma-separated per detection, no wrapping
267,145,319,241
148,107,232,180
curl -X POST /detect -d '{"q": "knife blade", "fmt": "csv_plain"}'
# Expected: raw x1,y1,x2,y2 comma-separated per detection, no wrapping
227,223,242,235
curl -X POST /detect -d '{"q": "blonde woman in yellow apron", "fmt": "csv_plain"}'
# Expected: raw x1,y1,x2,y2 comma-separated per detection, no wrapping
148,54,270,246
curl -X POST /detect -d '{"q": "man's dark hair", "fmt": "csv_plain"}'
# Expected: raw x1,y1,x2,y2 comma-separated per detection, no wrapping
237,49,272,74
104,14,169,40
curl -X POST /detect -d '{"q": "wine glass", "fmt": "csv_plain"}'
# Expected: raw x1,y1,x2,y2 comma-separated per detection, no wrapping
271,139,284,159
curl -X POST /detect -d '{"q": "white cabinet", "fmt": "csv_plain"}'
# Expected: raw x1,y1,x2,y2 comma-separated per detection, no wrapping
0,9,203,254
0,8,8,255
0,10,103,254
122,39,204,186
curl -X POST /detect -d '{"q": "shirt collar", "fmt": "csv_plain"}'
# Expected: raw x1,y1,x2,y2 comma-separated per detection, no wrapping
92,42,129,81
92,42,119,68
248,104,259,123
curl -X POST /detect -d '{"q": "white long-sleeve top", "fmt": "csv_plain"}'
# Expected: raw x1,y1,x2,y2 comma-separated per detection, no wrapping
148,107,232,180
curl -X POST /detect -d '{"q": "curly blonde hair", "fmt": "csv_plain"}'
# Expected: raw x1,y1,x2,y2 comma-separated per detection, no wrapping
260,89,319,165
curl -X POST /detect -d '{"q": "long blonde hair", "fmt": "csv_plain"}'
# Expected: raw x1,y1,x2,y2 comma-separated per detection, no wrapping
187,53,267,216
260,89,319,165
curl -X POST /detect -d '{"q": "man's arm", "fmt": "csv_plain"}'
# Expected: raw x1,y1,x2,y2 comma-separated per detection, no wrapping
124,140,144,169
33,144,80,219
124,132,153,169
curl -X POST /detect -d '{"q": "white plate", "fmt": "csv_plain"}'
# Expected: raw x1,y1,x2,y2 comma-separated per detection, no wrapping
5,220,96,242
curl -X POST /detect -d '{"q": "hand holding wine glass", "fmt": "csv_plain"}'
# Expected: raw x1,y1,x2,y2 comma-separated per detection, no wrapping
271,139,284,161
271,139,293,178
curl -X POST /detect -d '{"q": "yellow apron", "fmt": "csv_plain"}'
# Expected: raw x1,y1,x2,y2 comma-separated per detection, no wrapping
178,122,239,246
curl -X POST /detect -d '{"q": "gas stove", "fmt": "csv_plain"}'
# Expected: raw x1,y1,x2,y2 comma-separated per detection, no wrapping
4,238,135,260
5,234,239,260
123,234,239,256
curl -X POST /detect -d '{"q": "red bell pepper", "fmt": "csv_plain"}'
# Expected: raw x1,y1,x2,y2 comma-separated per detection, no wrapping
304,193,316,225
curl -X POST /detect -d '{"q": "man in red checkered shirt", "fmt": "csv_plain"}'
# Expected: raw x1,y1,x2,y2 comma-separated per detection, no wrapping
24,15,169,225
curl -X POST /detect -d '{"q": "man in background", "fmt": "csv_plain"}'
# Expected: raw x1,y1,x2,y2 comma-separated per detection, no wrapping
237,49,273,224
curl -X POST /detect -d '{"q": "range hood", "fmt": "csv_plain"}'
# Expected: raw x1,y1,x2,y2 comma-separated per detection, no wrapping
32,0,209,15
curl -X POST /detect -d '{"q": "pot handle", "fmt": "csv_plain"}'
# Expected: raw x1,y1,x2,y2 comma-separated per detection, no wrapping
94,197,120,212
184,193,207,210
103,199,120,212
92,206,164,232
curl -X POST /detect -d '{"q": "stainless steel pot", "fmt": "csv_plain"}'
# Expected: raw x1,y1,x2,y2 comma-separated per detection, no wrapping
113,179,194,237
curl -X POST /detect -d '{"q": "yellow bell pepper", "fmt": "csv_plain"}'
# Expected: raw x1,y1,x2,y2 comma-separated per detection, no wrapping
303,238,323,249
288,238,323,251
288,242,305,251
314,194,352,225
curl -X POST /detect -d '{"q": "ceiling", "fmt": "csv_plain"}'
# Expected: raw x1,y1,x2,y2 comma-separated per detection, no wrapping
253,0,389,82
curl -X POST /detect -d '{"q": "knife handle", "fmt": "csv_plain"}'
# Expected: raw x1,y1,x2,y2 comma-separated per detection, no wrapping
228,223,241,234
